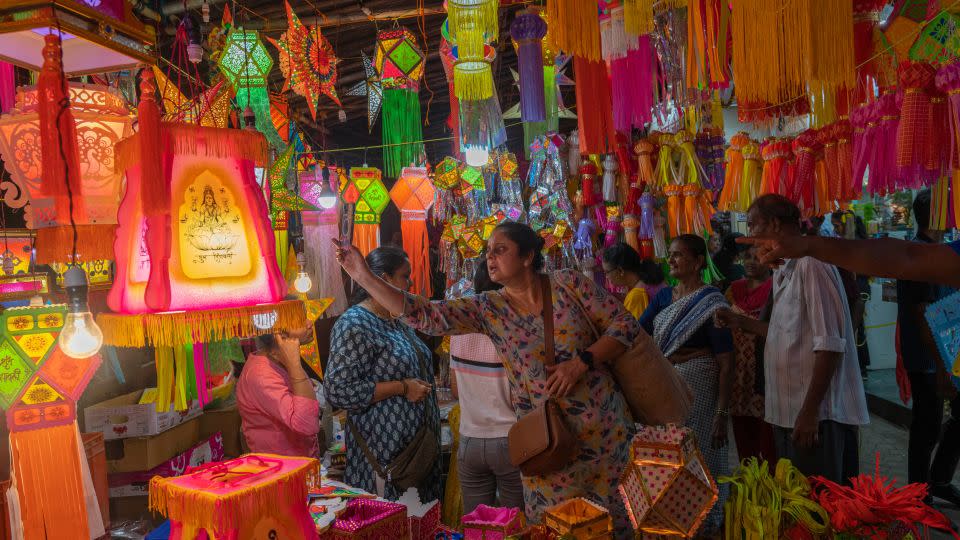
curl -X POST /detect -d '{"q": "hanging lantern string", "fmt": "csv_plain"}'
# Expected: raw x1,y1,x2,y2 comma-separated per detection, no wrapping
743,0,960,114
294,115,550,156
51,18,79,266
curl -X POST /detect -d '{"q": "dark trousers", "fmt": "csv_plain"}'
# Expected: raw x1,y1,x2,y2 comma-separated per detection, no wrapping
773,420,859,484
908,372,960,487
732,415,777,463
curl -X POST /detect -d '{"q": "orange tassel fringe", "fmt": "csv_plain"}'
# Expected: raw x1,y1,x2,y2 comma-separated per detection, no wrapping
34,224,118,264
547,0,602,61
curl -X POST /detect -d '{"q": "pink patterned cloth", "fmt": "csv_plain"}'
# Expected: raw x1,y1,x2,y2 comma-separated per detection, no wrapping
237,354,320,458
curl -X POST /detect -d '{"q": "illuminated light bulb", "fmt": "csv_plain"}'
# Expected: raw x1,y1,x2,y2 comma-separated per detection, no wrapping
464,146,490,167
317,192,337,210
293,253,312,294
59,266,103,359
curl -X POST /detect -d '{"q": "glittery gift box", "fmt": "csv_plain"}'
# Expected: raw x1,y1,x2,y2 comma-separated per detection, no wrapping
408,500,440,540
618,425,717,538
543,498,612,539
320,499,409,539
462,505,525,540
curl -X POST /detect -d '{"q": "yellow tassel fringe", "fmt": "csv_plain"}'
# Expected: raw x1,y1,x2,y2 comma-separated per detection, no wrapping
454,61,494,101
115,123,270,175
97,300,308,348
623,0,654,36
447,0,499,59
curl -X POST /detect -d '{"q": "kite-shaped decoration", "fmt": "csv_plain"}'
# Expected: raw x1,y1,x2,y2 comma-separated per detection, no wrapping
345,52,383,133
269,2,341,121
374,29,425,177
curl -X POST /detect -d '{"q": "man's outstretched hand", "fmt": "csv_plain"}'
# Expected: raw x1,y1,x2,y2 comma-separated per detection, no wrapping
737,235,811,266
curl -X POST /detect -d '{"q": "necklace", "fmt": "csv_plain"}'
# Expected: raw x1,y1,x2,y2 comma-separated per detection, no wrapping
361,300,395,320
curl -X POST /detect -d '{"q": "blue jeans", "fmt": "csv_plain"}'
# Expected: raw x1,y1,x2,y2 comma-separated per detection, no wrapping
457,436,524,514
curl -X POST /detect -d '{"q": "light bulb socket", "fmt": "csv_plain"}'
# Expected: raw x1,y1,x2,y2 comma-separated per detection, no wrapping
64,266,90,313
187,42,203,64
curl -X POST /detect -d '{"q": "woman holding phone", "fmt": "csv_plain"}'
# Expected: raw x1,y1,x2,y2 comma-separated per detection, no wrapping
236,322,322,458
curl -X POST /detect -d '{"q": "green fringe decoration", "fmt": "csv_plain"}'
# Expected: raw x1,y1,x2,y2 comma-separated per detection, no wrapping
702,233,725,285
382,89,424,178
523,66,558,159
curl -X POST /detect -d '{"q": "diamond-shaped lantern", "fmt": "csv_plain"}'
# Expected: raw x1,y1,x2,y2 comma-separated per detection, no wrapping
0,0,155,76
374,29,425,90
0,305,101,431
218,28,274,89
0,83,134,262
346,167,389,256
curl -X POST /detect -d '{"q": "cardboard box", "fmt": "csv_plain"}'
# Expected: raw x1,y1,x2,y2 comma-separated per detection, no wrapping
199,404,243,458
84,389,202,440
82,432,110,529
106,417,201,474
108,432,224,498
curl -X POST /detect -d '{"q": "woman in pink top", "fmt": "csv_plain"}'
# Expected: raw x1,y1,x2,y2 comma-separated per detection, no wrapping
236,324,321,458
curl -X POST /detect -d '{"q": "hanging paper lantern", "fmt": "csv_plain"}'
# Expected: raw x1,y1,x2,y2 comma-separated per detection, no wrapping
345,52,383,133
390,167,436,297
217,28,283,149
344,167,390,256
375,29,425,177
457,44,507,156
449,0,499,102
0,38,134,264
268,143,319,228
510,10,548,123
0,304,104,537
107,71,287,319
269,2,341,122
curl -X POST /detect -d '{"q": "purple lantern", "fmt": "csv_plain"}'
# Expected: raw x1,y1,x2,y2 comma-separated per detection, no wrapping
510,11,548,123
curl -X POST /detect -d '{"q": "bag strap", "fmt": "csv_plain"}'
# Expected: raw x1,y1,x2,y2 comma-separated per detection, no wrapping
541,275,556,367
345,416,389,478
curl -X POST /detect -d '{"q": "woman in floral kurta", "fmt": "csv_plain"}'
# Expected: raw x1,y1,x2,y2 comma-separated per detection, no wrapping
403,268,638,534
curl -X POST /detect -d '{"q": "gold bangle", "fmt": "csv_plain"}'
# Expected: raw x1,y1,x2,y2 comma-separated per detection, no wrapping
290,376,309,383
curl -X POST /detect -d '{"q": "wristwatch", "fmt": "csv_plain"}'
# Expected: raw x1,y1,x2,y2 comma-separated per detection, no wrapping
577,350,595,370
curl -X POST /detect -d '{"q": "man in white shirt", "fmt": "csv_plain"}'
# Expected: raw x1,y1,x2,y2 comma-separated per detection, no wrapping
719,194,869,483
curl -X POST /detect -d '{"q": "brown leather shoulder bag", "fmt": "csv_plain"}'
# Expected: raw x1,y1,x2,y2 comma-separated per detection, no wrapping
507,275,578,476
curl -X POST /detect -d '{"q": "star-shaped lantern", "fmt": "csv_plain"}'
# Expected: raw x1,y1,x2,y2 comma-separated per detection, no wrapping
269,2,341,121
345,52,384,133
269,143,318,227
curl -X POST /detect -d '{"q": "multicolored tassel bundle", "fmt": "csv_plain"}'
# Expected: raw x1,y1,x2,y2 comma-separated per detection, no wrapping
866,92,902,195
789,129,822,217
935,61,960,229
686,0,732,90
695,127,726,195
